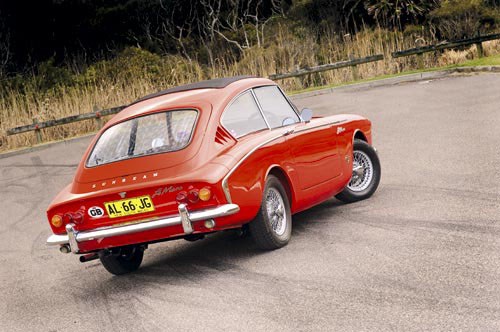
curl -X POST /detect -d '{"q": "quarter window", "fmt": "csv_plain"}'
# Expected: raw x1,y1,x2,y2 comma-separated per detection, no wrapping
253,86,300,128
221,91,268,138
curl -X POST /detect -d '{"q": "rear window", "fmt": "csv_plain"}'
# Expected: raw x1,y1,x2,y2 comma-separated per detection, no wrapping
87,110,198,167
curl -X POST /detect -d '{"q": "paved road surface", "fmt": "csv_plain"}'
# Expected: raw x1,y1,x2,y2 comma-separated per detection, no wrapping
1,73,499,331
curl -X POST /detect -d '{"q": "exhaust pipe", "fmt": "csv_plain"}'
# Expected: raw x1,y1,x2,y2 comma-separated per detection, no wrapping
59,244,71,254
79,253,99,263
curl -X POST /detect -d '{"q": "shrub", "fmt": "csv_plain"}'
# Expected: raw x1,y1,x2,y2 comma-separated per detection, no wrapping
429,0,500,40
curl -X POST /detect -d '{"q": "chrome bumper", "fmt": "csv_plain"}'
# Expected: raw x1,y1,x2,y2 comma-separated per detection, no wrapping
46,203,240,254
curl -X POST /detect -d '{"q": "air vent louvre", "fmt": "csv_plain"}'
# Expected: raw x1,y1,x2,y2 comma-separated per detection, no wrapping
215,126,231,145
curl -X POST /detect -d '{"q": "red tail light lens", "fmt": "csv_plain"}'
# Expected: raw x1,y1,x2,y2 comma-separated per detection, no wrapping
60,207,85,225
63,213,73,224
73,211,84,224
188,189,199,203
177,187,211,204
176,191,188,203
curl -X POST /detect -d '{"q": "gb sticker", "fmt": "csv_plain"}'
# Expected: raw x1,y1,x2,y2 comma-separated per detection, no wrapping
88,206,105,218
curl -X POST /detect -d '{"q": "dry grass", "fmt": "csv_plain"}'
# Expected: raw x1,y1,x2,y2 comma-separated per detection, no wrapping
437,39,500,66
1,27,499,152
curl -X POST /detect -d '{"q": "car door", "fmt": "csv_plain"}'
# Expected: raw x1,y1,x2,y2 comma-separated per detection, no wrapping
252,86,342,190
286,122,342,189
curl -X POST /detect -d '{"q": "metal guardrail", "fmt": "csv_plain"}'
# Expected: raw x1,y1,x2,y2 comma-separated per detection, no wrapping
5,33,500,144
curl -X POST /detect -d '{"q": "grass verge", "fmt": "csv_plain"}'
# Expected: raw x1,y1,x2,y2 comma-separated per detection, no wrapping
1,41,499,153
289,54,500,95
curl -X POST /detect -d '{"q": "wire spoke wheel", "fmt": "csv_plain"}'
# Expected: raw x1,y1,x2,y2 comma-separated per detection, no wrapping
266,187,287,236
336,139,381,203
249,175,292,250
348,150,374,192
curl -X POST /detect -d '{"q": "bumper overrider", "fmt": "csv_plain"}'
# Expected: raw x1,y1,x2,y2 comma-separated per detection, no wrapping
46,203,240,254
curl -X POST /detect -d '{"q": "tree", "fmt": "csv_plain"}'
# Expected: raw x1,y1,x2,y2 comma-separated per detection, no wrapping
154,0,285,68
0,18,11,76
429,0,500,39
365,0,440,29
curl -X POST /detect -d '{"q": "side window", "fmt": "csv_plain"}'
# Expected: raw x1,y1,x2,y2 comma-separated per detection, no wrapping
221,91,268,138
253,86,300,128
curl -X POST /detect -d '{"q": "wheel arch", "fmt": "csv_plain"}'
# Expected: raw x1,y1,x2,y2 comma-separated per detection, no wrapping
266,165,295,211
353,129,368,143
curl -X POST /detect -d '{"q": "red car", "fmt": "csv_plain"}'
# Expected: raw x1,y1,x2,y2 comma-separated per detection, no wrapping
46,76,381,275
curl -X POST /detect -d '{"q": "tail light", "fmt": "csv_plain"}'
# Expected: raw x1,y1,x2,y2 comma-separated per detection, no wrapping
199,187,211,201
72,211,84,224
176,191,188,204
51,215,63,228
59,207,86,226
63,213,73,224
188,190,199,203
176,186,212,204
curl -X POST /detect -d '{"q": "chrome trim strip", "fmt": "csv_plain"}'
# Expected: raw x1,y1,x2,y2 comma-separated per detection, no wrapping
221,118,348,203
250,89,272,129
220,89,271,139
220,84,298,140
222,134,284,203
47,234,71,246
276,85,302,122
293,120,346,134
46,204,240,251
294,122,330,134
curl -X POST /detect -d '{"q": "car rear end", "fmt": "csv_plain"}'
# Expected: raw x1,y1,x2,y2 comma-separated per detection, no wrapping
46,104,239,254
47,177,237,254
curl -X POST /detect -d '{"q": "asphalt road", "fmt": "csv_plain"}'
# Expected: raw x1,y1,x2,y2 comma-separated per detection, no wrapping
1,73,499,332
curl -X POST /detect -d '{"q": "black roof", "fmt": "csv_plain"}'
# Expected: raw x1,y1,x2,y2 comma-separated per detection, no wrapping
130,75,254,106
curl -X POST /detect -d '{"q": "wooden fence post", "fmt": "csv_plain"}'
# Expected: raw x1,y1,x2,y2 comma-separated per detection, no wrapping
349,54,359,81
93,105,103,128
475,31,484,58
476,42,484,58
32,118,42,144
417,53,424,70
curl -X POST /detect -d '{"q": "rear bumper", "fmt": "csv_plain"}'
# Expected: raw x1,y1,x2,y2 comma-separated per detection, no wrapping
46,203,240,253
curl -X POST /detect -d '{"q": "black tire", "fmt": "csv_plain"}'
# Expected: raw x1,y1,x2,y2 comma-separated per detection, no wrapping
336,139,381,203
249,175,292,250
99,246,144,275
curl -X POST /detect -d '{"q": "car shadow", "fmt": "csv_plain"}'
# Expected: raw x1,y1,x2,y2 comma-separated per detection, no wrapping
77,197,347,296
292,197,345,230
138,197,345,273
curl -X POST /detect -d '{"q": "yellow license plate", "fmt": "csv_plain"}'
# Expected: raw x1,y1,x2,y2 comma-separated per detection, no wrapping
104,195,155,219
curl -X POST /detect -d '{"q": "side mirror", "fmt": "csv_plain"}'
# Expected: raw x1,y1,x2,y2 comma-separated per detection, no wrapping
282,117,296,126
300,108,313,122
